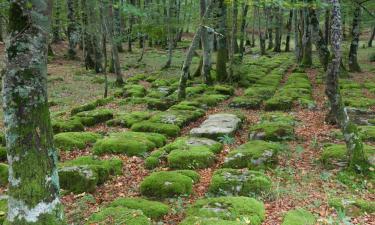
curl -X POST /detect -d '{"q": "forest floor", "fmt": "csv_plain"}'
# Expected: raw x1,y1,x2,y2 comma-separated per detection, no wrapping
0,39,374,225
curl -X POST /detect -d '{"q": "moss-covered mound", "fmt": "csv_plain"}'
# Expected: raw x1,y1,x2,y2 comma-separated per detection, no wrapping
52,118,84,134
0,163,8,187
123,84,147,97
59,156,122,193
321,144,375,168
180,217,246,225
328,197,375,216
208,169,272,196
74,109,113,126
223,140,281,169
71,97,113,115
340,79,375,109
108,197,169,219
193,94,229,107
140,170,199,198
167,147,215,169
86,207,151,225
93,132,166,156
229,97,262,109
106,111,154,128
185,197,265,225
54,132,102,151
131,121,180,137
281,208,316,225
148,109,205,127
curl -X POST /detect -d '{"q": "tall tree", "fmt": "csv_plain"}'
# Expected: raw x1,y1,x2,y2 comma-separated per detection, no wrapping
52,0,62,43
200,0,213,85
326,0,368,171
0,17,3,42
369,25,375,47
310,7,330,71
67,0,78,59
215,0,228,82
301,6,312,67
273,6,282,52
285,9,293,52
239,3,249,58
3,1,65,224
348,2,362,72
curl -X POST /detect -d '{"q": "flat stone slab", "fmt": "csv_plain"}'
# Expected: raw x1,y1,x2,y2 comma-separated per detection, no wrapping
190,113,242,139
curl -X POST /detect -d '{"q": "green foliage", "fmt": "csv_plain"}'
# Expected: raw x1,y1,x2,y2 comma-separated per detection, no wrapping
167,146,215,169
329,197,375,216
52,118,84,134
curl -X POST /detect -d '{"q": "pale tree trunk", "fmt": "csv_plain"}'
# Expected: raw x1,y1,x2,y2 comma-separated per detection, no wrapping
216,0,228,82
348,4,361,72
301,8,312,67
200,0,213,85
310,8,330,71
228,0,238,80
163,0,175,69
267,8,273,50
294,8,302,62
100,0,109,98
3,1,65,224
178,1,214,99
52,0,62,43
259,6,266,55
326,0,369,171
251,5,256,47
67,0,79,59
114,2,124,52
273,7,282,52
368,26,374,47
239,3,249,59
285,9,293,52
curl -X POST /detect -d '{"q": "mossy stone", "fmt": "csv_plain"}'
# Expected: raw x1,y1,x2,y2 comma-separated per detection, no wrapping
167,146,215,169
0,164,8,187
106,111,153,128
54,132,102,151
328,197,375,216
229,97,262,109
208,169,272,196
249,121,294,141
145,97,177,111
131,121,180,137
144,149,167,169
124,84,147,97
223,140,281,169
108,197,170,219
149,110,205,128
93,132,166,156
185,197,265,225
86,207,151,225
74,109,114,126
52,118,84,134
180,217,245,225
163,137,223,154
140,170,198,198
281,209,316,225
194,94,228,107
71,98,113,115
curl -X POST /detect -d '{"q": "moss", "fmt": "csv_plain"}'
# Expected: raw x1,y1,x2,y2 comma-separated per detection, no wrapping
208,169,272,196
106,111,153,128
249,121,294,141
321,144,375,168
167,146,216,169
0,133,6,146
148,110,205,127
144,149,167,169
126,74,146,83
175,170,201,183
0,147,7,161
185,197,265,225
264,96,294,111
124,84,147,97
229,97,262,109
93,132,166,156
194,94,229,107
145,97,176,111
162,137,223,154
329,198,375,216
86,207,151,225
0,163,8,186
108,197,169,220
186,84,207,96
209,85,235,95
52,118,84,134
180,217,245,225
152,79,170,87
140,171,198,198
244,86,276,99
54,132,102,151
223,140,281,169
0,198,7,224
169,101,202,111
131,121,180,137
359,126,375,141
74,109,114,126
281,209,316,225
343,97,375,108
71,98,113,115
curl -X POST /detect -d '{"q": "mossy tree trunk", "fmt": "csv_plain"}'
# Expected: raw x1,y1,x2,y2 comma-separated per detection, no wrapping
200,0,213,85
52,0,62,43
310,7,330,71
228,0,238,80
267,8,274,50
301,8,312,67
114,3,124,53
259,6,266,55
3,1,65,224
251,5,256,47
163,0,176,69
239,3,249,59
67,0,79,59
273,7,282,52
368,25,374,47
294,8,302,63
326,0,369,172
0,17,3,42
216,0,228,82
324,9,330,45
285,9,293,52
348,4,361,72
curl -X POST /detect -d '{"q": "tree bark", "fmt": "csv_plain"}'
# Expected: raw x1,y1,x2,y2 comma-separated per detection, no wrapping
348,4,361,72
239,3,249,59
310,8,330,71
52,0,62,43
3,1,65,223
67,0,78,59
368,25,374,47
0,17,3,42
324,9,330,45
259,6,266,55
200,0,213,85
326,0,368,171
228,0,238,80
285,10,293,52
301,8,312,67
267,8,274,50
273,7,282,52
294,8,302,62
216,0,228,82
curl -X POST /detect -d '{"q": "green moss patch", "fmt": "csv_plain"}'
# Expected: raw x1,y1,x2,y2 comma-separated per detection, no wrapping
185,197,265,225
71,97,113,115
108,197,169,219
106,111,154,128
193,94,229,107
281,208,316,225
0,198,7,224
328,197,375,216
223,140,281,169
54,132,102,151
229,97,262,109
52,118,84,134
131,121,180,137
140,170,199,198
0,147,7,161
124,84,147,97
167,147,215,169
74,109,114,126
93,131,166,156
208,169,272,196
180,217,245,225
0,163,8,187
148,109,204,127
86,207,151,225
59,156,122,193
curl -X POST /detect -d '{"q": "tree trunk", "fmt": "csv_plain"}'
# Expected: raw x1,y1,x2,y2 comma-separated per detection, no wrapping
114,5,124,52
52,0,62,43
251,5,256,47
301,8,312,67
108,0,123,85
324,9,330,45
348,5,361,72
273,7,282,52
228,0,238,80
368,26,374,47
294,8,302,62
67,0,78,59
216,0,228,82
285,10,293,52
259,7,266,55
100,0,109,98
3,1,65,223
200,0,213,85
326,0,368,171
0,17,3,42
267,8,274,50
310,8,330,71
239,3,249,59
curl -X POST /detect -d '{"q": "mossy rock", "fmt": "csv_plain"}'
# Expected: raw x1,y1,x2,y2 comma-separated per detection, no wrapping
180,217,246,225
358,126,375,142
0,147,7,162
144,149,167,169
106,111,153,128
140,170,199,198
131,121,180,137
328,197,375,216
54,132,102,151
59,156,122,193
124,84,147,97
108,197,170,219
208,85,235,96
0,164,8,187
169,101,203,111
186,84,207,97
152,79,170,87
167,146,216,169
194,94,229,107
52,118,84,134
0,198,7,224
264,96,294,111
229,97,262,109
223,140,281,169
86,207,151,225
126,74,147,83
93,132,166,156
71,98,113,115
163,137,223,154
321,144,375,168
208,169,272,196
74,109,113,126
249,121,294,141
281,208,316,225
185,197,265,225
148,110,204,128
244,86,276,99
145,97,177,111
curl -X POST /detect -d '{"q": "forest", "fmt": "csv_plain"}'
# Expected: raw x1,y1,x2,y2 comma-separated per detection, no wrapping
0,0,374,224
